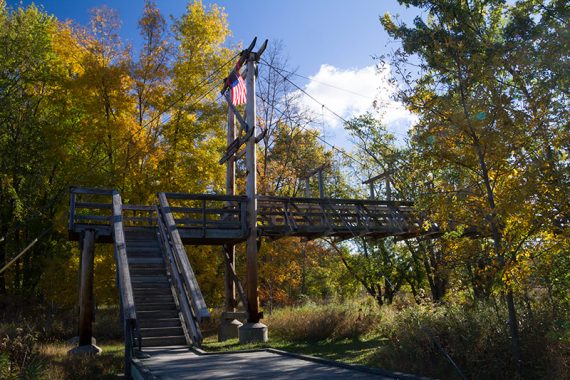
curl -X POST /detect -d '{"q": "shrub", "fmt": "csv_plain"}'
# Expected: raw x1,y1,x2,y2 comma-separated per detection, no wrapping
0,325,45,379
267,300,377,342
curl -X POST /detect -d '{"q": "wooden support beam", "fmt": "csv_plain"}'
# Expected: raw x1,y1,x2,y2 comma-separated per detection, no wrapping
78,229,96,346
245,52,260,324
361,170,393,184
317,169,325,198
224,104,237,313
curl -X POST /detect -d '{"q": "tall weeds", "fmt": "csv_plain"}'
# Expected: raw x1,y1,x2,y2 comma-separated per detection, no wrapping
266,299,569,379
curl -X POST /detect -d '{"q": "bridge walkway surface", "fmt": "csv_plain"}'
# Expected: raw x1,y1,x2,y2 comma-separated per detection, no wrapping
132,346,428,380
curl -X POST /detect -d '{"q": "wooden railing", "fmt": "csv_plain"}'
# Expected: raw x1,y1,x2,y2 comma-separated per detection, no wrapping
257,196,418,239
159,192,247,244
70,188,422,243
69,187,159,240
111,191,140,378
69,187,115,238
157,193,211,346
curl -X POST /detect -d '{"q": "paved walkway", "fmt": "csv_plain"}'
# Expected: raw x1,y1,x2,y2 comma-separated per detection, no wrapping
134,346,410,379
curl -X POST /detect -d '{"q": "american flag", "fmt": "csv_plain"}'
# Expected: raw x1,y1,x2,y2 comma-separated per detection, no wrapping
228,64,247,106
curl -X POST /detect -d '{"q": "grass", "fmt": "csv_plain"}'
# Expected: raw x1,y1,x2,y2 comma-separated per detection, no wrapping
38,341,124,380
2,297,568,379
202,300,570,380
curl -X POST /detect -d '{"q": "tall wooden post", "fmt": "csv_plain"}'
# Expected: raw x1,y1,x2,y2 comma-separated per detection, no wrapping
368,182,375,199
317,169,325,198
245,52,259,324
219,105,242,342
239,48,268,343
224,108,237,312
69,228,101,354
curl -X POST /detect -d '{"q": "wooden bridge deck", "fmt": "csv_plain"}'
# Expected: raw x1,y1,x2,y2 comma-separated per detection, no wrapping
69,188,426,244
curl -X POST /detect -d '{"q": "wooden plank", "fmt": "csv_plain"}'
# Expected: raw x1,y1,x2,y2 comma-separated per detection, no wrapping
75,214,112,222
361,170,393,184
122,216,158,224
69,191,76,232
76,202,113,210
222,246,248,312
161,192,247,202
70,186,115,195
169,206,240,214
257,195,413,207
112,192,136,322
122,204,156,211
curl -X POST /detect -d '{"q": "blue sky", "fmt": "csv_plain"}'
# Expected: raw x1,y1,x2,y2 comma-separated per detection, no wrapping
11,0,419,74
10,0,420,149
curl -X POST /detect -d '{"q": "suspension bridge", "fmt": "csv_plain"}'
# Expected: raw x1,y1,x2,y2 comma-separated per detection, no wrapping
66,39,433,379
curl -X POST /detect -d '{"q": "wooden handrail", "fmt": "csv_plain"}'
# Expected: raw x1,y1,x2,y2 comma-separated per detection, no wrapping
257,195,414,207
111,191,138,377
161,192,248,202
70,186,115,195
157,209,203,346
158,193,210,322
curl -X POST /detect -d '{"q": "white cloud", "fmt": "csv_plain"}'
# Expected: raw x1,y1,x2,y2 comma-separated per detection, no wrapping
296,64,417,144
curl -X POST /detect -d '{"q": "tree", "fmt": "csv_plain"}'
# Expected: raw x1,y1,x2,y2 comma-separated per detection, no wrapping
159,0,232,194
0,3,81,294
381,0,569,367
128,0,172,203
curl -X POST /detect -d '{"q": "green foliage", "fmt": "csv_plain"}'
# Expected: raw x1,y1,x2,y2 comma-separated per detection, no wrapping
372,0,569,366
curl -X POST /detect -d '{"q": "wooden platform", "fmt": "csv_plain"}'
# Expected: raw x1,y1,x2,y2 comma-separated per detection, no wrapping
132,346,425,380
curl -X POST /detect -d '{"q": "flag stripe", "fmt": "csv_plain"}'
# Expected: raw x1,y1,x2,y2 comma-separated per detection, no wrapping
228,60,247,106
231,75,247,105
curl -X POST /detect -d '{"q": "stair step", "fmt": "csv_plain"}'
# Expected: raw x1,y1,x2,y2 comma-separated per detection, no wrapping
138,318,182,328
130,268,167,275
133,283,171,290
136,302,177,312
128,257,164,265
140,326,184,337
138,310,180,319
134,293,174,300
131,275,169,283
135,299,175,307
141,335,187,347
125,229,158,237
129,262,164,269
127,250,162,258
133,287,172,296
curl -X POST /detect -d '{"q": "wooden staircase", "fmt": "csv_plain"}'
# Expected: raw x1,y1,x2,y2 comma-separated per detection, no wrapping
126,230,187,347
